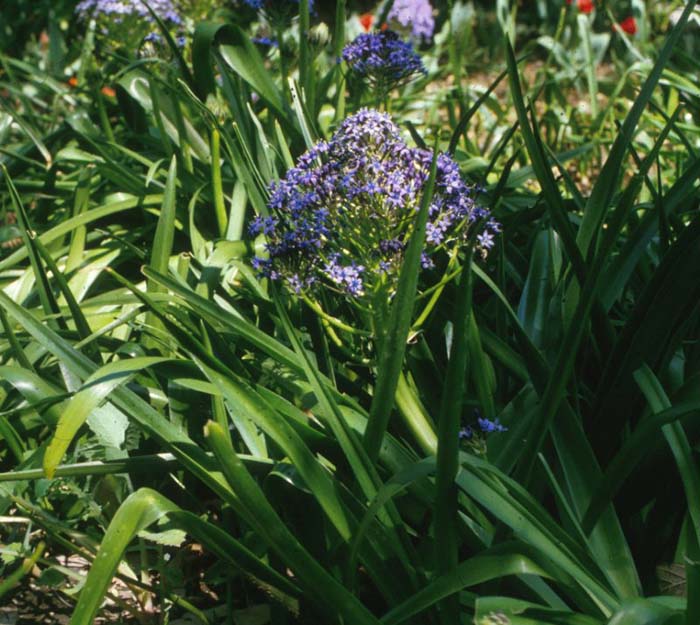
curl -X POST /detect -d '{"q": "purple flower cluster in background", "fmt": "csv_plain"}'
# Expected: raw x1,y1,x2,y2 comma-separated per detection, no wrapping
342,30,426,93
242,0,314,22
75,0,182,26
387,0,436,41
250,108,499,298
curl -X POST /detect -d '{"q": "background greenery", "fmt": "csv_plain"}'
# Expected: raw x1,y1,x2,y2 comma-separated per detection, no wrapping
1,1,700,624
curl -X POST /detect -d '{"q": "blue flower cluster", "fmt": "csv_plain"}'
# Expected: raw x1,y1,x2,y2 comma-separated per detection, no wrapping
243,0,313,8
341,30,426,93
388,0,436,41
250,108,499,298
75,0,184,51
459,416,507,440
251,36,279,47
242,0,314,24
75,0,182,26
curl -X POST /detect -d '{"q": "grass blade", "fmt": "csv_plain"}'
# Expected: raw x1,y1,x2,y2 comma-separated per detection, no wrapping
205,420,382,625
434,252,472,624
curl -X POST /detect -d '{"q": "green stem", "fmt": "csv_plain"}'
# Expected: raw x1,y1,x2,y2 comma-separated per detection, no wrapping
276,26,290,101
0,541,45,600
412,250,461,329
302,294,371,336
333,0,346,122
95,89,115,144
211,128,228,238
447,0,463,101
298,0,311,107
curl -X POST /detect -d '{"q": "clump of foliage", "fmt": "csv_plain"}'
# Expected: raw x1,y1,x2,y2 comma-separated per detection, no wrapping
0,1,700,625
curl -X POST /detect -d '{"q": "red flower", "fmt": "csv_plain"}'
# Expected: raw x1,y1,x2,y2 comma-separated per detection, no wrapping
578,0,594,13
619,15,637,35
359,12,374,32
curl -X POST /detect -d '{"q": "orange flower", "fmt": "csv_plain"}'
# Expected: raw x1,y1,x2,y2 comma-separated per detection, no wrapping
619,15,637,35
101,86,116,97
578,0,594,13
68,76,78,87
359,12,374,32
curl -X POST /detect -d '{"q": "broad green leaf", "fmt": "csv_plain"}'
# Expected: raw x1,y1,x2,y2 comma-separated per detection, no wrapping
456,456,618,616
197,360,353,541
634,365,700,624
44,357,171,479
605,599,684,625
383,547,560,625
205,421,381,625
434,254,473,624
70,488,299,625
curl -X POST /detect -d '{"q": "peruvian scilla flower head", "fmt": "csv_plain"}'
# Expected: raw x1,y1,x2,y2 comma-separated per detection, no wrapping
242,0,314,25
341,30,426,93
249,109,499,298
75,0,182,26
75,0,184,52
387,0,435,41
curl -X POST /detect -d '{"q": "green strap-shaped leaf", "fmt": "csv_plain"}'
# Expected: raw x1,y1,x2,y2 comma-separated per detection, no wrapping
192,21,295,134
382,544,562,625
605,599,684,625
2,164,63,326
44,357,171,479
474,596,604,625
69,490,177,624
197,360,354,541
456,457,619,616
69,488,300,625
0,366,67,426
434,253,473,625
634,365,700,624
148,155,178,286
0,453,273,483
582,401,700,533
0,195,162,273
205,421,382,625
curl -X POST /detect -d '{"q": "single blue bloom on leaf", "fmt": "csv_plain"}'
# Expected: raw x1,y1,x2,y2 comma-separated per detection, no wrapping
477,417,508,434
